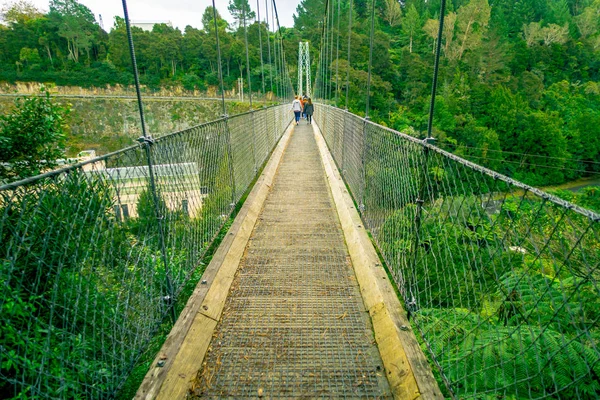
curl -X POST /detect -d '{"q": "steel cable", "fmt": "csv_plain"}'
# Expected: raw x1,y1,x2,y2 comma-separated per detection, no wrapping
257,0,266,100
364,0,376,118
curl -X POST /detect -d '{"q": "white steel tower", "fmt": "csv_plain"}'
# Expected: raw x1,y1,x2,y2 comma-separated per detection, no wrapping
297,42,311,98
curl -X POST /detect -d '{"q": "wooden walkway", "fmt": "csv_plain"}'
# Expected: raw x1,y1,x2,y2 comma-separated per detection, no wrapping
192,122,391,398
136,120,442,399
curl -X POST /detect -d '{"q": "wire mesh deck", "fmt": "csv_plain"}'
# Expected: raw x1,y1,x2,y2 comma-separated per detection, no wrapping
190,122,391,398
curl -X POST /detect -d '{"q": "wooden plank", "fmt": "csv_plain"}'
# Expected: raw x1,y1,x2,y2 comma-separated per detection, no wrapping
135,123,294,400
154,313,218,399
312,124,444,400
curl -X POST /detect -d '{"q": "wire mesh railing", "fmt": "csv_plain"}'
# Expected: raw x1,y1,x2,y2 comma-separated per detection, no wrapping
315,104,600,399
0,105,291,399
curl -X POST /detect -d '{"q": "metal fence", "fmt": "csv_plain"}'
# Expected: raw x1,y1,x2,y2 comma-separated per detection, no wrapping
315,104,600,399
0,105,291,399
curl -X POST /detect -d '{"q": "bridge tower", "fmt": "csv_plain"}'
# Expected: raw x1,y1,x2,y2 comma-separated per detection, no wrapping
298,42,311,98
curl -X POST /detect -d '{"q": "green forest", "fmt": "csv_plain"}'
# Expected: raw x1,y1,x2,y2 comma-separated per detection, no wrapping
1,0,600,188
1,0,600,187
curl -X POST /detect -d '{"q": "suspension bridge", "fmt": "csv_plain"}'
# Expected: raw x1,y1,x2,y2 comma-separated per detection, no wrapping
1,0,599,399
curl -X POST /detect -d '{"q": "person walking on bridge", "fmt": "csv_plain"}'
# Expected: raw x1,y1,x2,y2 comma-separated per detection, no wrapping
302,94,308,119
303,98,314,125
290,96,302,125
299,96,304,117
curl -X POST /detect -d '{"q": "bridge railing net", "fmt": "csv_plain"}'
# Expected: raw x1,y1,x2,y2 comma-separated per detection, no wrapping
315,104,600,399
0,105,291,399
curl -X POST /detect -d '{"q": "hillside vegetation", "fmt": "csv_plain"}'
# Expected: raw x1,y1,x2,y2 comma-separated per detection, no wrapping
1,0,600,187
0,95,252,155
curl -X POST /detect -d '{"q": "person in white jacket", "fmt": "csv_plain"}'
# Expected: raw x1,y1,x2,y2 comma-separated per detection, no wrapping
290,96,302,125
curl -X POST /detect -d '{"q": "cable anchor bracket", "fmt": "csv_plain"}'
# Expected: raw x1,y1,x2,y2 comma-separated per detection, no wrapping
137,136,155,146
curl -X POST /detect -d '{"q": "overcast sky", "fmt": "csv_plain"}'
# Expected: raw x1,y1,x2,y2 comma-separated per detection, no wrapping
26,0,302,31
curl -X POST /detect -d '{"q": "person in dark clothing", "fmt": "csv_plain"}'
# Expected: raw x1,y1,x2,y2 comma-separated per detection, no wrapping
303,98,314,124
302,94,308,118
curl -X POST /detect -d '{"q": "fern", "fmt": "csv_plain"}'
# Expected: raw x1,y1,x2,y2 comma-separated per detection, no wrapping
416,308,600,398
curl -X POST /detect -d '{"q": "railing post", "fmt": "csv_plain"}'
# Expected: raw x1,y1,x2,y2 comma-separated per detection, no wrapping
408,137,435,318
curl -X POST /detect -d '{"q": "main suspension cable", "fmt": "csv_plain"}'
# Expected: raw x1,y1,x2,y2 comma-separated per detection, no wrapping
121,0,147,136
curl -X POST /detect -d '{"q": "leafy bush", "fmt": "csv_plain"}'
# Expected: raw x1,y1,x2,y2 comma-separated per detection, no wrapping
419,307,600,399
0,172,125,398
0,90,69,182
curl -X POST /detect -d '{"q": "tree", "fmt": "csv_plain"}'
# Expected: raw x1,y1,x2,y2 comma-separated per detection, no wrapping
151,23,183,77
454,0,491,60
0,0,42,24
228,0,255,28
574,0,600,39
401,4,420,53
443,12,457,58
294,0,326,39
423,18,439,54
202,6,229,33
181,26,208,75
523,21,543,46
383,0,402,27
48,0,98,63
491,0,536,39
523,21,570,46
0,90,69,182
422,12,457,56
548,0,571,25
540,23,570,45
200,7,231,74
19,46,41,66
